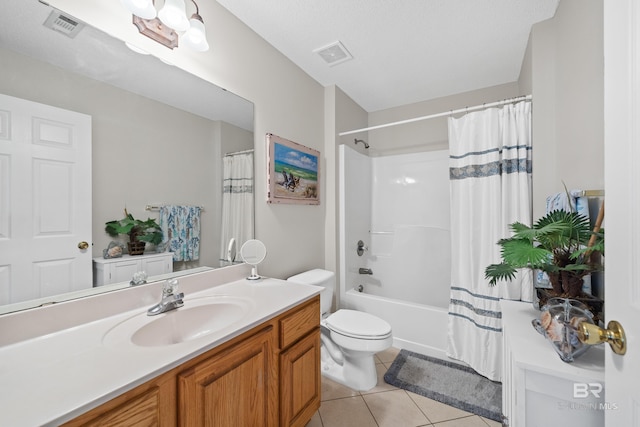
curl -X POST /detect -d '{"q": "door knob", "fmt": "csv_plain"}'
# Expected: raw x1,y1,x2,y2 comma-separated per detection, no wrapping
78,241,89,250
578,320,627,355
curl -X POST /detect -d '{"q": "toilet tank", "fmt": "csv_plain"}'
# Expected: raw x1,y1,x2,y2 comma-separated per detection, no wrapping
287,269,334,315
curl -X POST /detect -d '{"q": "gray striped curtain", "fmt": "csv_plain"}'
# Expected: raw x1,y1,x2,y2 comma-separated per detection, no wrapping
446,101,532,381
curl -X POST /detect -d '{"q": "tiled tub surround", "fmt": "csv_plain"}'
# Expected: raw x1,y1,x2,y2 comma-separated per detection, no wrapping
0,264,321,426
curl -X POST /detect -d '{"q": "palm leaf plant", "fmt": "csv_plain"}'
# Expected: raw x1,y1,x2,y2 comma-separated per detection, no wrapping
485,210,604,298
105,208,163,254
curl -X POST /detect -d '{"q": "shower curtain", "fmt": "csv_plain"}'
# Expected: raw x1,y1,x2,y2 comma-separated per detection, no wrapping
220,151,254,265
446,101,532,382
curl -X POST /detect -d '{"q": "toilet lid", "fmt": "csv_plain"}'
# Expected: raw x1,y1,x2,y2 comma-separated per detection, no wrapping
325,309,392,339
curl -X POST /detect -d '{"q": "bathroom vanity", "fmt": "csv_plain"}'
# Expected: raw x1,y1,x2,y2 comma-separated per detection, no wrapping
0,265,321,426
501,300,605,427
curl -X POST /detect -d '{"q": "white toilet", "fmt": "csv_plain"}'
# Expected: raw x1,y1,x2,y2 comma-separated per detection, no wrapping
287,269,393,391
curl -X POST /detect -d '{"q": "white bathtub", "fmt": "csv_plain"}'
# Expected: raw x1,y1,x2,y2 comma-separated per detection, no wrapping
341,288,449,360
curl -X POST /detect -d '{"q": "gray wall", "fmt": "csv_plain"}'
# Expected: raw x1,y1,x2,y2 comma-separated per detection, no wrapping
522,0,604,298
524,0,604,220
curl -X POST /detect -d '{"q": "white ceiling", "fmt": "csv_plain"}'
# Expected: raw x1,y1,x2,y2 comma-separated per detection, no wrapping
216,0,560,112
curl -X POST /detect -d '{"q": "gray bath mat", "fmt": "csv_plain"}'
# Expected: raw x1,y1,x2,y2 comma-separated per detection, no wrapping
383,349,502,422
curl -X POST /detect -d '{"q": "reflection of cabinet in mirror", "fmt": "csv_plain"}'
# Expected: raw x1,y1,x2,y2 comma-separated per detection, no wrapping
93,253,173,286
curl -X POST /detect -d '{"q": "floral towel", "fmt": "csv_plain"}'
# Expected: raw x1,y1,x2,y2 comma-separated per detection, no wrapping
159,205,201,262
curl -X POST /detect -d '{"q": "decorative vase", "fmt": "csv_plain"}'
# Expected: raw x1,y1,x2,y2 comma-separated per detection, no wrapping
532,298,595,363
536,288,604,324
127,241,146,255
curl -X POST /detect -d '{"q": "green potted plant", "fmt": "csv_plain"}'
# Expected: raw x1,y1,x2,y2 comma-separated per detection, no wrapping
484,209,604,299
105,208,163,255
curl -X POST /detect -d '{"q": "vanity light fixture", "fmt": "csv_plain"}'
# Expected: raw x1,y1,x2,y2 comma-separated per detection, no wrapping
182,1,209,51
121,0,209,51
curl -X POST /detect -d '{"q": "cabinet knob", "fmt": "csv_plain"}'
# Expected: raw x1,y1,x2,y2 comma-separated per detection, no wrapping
78,241,89,250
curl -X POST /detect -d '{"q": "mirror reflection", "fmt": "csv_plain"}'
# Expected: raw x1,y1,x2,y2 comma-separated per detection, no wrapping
0,0,254,313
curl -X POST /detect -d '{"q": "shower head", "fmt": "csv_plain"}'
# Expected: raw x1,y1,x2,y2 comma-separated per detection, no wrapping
354,138,369,149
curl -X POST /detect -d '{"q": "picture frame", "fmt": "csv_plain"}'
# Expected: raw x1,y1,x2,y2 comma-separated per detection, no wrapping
266,133,320,205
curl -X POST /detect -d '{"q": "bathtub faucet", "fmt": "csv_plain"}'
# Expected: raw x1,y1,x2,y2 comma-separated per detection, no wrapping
358,268,373,275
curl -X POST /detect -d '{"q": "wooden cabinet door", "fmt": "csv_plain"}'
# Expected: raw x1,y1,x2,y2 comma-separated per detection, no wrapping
178,326,277,427
62,375,175,427
280,329,321,427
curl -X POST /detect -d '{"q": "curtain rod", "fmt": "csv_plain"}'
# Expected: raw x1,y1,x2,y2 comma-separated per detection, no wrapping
338,94,532,136
225,148,254,156
145,204,205,211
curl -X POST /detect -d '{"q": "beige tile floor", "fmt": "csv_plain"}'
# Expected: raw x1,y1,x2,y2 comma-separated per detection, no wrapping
305,347,502,427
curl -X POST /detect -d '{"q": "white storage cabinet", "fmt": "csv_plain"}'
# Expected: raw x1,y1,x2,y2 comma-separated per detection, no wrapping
93,252,174,286
501,300,605,427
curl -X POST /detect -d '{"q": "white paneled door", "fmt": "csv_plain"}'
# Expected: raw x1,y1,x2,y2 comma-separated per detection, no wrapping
604,1,639,425
0,94,91,305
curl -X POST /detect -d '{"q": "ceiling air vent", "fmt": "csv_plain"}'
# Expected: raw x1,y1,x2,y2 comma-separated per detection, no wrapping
313,41,353,66
43,10,85,38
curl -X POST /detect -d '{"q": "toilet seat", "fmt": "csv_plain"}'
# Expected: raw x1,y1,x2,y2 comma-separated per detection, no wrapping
325,309,392,340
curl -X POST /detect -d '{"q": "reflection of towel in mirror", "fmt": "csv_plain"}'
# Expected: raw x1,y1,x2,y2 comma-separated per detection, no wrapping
545,190,590,221
545,192,572,214
159,205,201,261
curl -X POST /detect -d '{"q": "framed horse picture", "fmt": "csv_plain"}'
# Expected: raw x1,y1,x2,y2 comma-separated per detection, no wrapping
266,133,320,205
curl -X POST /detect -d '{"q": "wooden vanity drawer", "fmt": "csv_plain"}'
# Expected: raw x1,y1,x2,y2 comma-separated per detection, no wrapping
279,296,320,349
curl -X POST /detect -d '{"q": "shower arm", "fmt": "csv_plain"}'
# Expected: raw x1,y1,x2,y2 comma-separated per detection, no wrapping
354,138,369,149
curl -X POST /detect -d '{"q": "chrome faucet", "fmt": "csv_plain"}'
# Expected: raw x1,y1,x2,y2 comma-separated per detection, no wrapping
147,279,184,316
358,268,373,275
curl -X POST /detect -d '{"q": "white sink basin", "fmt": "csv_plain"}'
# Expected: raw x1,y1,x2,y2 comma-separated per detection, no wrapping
103,296,254,347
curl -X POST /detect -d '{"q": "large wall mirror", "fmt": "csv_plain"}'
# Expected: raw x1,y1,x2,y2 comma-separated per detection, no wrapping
0,0,254,314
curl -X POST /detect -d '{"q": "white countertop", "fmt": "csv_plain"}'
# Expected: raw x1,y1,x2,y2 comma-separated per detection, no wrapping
501,299,605,380
0,266,321,426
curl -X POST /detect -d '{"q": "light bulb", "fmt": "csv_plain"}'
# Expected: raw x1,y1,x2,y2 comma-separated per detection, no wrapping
120,0,156,20
158,0,190,32
183,14,209,51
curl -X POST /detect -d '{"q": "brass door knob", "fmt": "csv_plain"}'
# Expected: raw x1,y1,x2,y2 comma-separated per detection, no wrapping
578,320,627,355
78,241,89,250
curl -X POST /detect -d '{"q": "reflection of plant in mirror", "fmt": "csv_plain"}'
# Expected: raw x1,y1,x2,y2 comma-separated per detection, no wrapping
105,208,163,247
